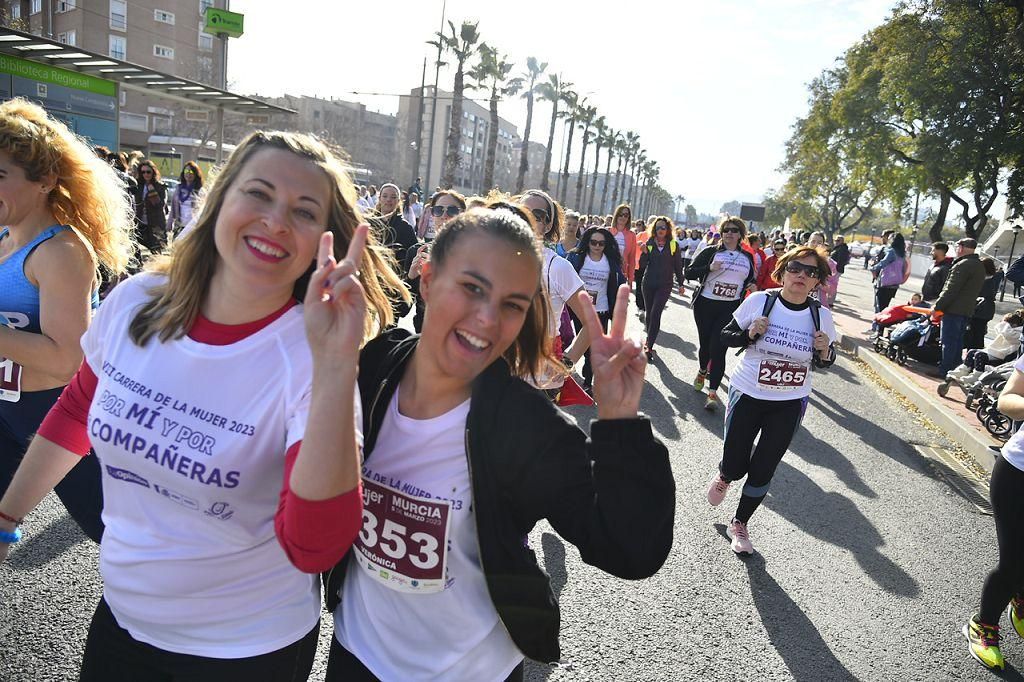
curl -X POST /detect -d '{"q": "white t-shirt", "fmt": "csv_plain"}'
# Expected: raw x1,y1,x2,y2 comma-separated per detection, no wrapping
578,255,611,313
335,391,522,681
542,248,584,335
1000,355,1024,472
82,273,334,658
729,291,837,401
613,229,626,256
700,249,751,302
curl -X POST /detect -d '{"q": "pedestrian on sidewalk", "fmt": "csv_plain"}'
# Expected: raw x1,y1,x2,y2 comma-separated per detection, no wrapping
921,242,952,303
934,238,987,376
869,231,908,333
706,245,837,555
963,358,1024,671
967,258,1002,350
809,231,838,307
830,235,851,275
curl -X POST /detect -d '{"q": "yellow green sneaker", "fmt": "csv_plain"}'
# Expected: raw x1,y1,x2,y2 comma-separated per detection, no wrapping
963,617,1005,670
1011,597,1024,639
693,370,706,392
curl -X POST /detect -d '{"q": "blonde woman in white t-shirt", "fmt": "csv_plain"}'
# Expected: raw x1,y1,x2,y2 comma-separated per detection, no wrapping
0,131,407,680
704,245,837,556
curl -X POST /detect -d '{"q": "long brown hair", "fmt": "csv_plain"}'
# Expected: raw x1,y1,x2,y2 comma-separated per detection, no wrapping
428,205,560,381
129,130,408,346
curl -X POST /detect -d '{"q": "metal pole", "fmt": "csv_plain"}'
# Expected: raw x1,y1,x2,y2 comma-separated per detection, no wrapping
412,56,426,187
215,105,224,163
423,0,447,192
1001,229,1020,302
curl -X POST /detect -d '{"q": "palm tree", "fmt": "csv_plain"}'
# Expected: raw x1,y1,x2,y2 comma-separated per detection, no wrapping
600,128,620,213
573,105,598,208
515,57,547,192
586,116,606,214
558,91,582,205
610,131,630,207
616,132,639,207
428,20,482,189
468,44,522,191
536,73,571,193
628,149,646,206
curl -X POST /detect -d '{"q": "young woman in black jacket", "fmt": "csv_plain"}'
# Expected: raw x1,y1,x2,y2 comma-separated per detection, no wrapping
566,226,626,392
967,257,1002,350
290,205,674,681
639,217,685,362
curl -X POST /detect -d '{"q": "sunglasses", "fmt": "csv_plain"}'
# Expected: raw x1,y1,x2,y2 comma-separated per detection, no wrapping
431,205,462,217
784,262,820,279
589,239,606,247
141,169,153,175
531,208,551,224
721,227,741,234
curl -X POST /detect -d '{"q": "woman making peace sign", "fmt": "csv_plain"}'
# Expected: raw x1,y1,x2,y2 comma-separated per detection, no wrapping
287,205,676,681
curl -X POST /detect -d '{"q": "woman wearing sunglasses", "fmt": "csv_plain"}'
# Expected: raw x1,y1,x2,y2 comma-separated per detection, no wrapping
639,217,685,362
566,227,626,393
409,191,466,333
705,245,836,555
608,205,637,286
685,217,758,410
133,159,168,257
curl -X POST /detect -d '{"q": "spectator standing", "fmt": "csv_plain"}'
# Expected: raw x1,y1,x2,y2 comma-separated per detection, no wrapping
934,238,987,375
921,242,953,303
169,161,203,239
407,176,423,198
967,257,1002,350
132,159,168,256
830,235,851,274
869,232,907,333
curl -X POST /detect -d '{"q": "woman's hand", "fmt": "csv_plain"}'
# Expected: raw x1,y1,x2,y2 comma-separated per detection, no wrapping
303,225,369,369
710,260,722,272
578,285,646,420
812,331,830,352
408,244,429,280
748,316,769,340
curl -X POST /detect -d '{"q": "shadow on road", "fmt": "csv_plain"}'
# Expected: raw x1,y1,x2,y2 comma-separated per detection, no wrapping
787,430,877,499
8,512,87,570
809,391,925,474
714,522,858,682
650,329,697,361
764,461,920,597
525,533,569,682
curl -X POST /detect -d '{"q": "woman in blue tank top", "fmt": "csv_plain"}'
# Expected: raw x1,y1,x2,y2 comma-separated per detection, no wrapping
0,98,133,542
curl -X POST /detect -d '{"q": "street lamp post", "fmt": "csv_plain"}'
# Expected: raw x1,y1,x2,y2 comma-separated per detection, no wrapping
1001,225,1022,302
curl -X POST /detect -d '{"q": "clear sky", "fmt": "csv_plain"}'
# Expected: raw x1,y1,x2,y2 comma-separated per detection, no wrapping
230,0,897,215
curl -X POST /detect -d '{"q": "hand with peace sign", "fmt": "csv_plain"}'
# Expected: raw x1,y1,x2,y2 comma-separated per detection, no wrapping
577,284,647,420
304,224,369,368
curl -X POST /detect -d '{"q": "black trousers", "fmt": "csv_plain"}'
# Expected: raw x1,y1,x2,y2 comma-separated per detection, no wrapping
79,598,319,682
325,635,525,682
980,456,1024,624
582,311,610,384
720,389,807,524
693,295,742,391
642,280,672,350
634,266,646,310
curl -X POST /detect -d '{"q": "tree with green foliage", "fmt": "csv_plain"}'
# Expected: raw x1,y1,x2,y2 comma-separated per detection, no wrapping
515,57,547,192
429,20,482,189
468,44,522,191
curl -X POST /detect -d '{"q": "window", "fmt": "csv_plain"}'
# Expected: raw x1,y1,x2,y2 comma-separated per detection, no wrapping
151,115,172,133
108,35,126,60
154,9,175,24
153,44,174,60
10,4,20,19
110,0,126,30
57,30,77,46
119,111,147,132
56,0,76,12
30,0,41,14
200,0,214,12
198,31,214,51
119,89,127,107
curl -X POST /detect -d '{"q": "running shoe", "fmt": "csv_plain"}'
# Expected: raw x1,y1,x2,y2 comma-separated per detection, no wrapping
727,519,754,555
704,391,719,410
706,472,730,506
963,617,1005,670
1011,597,1024,639
693,371,706,392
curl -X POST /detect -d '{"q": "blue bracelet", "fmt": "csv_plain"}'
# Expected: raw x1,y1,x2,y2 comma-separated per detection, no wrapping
0,527,22,544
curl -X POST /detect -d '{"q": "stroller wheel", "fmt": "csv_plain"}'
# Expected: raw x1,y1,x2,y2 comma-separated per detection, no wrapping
985,412,1013,440
886,345,898,361
873,338,884,352
937,382,950,397
994,380,1007,393
977,400,995,422
896,349,908,366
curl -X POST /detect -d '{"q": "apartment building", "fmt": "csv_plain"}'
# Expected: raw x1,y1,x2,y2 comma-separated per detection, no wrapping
2,0,228,160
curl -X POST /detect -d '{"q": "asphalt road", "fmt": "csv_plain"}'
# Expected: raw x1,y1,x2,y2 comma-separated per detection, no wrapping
0,286,1011,681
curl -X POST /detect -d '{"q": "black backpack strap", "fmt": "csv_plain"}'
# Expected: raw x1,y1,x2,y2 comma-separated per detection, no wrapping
807,297,821,332
761,290,780,318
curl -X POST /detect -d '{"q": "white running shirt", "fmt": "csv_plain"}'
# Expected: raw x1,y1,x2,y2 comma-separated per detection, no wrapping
578,255,611,313
700,249,751,302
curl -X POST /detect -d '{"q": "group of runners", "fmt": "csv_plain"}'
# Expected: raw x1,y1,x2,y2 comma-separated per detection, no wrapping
0,99,1012,678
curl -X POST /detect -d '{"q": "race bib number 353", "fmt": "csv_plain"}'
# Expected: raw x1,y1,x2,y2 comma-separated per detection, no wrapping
354,478,452,594
757,360,808,390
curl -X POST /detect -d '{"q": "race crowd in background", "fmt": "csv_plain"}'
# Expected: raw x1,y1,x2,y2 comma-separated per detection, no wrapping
0,97,1021,678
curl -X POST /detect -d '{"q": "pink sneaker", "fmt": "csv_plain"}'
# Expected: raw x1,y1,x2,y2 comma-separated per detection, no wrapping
727,519,754,555
706,472,730,506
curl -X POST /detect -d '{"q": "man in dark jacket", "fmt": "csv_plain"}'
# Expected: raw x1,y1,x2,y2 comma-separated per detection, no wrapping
830,235,851,274
921,242,952,302
934,238,987,374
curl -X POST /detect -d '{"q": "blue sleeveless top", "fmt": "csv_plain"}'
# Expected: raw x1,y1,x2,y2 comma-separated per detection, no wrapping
0,225,99,335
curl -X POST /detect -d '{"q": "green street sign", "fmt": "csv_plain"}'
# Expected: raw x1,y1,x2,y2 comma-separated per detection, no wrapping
0,54,115,97
204,8,244,38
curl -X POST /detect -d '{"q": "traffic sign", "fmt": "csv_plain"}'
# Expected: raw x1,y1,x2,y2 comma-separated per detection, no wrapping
204,8,244,38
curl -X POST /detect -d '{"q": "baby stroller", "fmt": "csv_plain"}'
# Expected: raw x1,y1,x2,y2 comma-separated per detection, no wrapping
966,364,1016,440
873,307,942,366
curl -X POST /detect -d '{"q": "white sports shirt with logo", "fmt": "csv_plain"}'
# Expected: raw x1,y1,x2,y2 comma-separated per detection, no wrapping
700,249,751,302
334,390,522,681
80,273,327,658
730,290,837,401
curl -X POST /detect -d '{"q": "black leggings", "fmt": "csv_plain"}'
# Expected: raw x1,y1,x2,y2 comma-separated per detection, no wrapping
79,598,319,681
582,312,610,384
980,455,1024,624
325,635,525,682
0,387,104,542
634,266,646,311
720,388,808,524
642,279,673,350
872,286,898,331
693,295,742,391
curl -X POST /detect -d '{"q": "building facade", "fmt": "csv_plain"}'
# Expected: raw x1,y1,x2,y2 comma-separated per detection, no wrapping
2,0,228,174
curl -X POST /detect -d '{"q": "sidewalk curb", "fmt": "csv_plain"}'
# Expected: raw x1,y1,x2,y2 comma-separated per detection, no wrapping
835,331,998,474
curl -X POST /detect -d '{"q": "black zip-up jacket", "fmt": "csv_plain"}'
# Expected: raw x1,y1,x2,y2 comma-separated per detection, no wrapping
684,244,756,296
324,329,675,663
921,257,952,302
639,240,684,288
